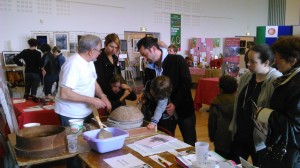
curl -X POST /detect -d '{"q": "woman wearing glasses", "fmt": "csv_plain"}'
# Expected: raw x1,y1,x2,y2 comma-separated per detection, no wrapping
94,33,121,114
229,44,282,166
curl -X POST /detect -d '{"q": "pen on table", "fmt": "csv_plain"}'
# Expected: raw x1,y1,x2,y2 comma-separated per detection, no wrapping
158,158,170,167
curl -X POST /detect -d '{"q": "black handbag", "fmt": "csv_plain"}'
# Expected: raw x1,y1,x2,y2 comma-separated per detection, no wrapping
261,122,300,168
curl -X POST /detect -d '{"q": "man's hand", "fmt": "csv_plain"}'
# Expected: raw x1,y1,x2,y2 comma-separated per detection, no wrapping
101,95,112,113
166,103,175,116
90,98,107,109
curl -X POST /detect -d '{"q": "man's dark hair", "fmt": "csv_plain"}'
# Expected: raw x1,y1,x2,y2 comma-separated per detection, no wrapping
39,43,51,53
28,38,38,47
137,37,160,51
218,75,237,94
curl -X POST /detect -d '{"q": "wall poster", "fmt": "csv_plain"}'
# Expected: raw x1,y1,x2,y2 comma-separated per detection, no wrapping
170,14,181,51
223,38,240,77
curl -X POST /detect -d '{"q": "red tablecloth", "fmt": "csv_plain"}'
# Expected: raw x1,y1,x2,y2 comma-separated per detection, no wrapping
194,78,219,110
12,99,61,129
12,99,108,129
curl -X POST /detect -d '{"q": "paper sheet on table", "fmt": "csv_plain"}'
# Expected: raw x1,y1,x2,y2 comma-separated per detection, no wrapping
134,134,176,148
42,104,54,110
240,157,259,168
23,106,43,112
176,151,226,167
127,139,190,157
13,99,26,104
103,153,152,168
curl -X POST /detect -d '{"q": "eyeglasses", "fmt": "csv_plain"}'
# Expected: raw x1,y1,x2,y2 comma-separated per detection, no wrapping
92,48,101,54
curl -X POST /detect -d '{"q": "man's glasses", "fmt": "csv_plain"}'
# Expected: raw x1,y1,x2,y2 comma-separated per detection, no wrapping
92,48,101,53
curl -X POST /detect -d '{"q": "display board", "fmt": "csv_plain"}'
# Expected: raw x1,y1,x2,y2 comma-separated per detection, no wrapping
0,64,19,133
191,38,222,63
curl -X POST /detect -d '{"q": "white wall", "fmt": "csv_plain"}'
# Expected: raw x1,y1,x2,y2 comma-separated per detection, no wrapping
285,0,300,25
0,0,269,56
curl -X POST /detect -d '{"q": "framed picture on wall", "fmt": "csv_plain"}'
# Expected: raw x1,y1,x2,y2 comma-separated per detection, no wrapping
33,33,49,48
240,40,246,47
6,70,25,87
132,39,139,53
2,51,20,67
54,32,69,52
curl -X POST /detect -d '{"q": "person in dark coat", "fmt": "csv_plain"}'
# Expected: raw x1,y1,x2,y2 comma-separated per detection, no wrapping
40,43,59,98
208,75,237,159
257,36,300,168
108,74,137,111
137,37,196,146
94,33,121,107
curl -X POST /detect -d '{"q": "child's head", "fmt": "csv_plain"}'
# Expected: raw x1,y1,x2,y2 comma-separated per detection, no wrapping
218,75,237,94
150,75,172,100
110,74,126,93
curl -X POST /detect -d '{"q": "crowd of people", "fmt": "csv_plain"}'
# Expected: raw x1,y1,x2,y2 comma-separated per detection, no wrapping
12,34,300,168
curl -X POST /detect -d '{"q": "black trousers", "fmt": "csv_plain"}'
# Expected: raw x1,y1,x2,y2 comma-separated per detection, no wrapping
231,138,261,166
158,113,197,146
24,73,40,97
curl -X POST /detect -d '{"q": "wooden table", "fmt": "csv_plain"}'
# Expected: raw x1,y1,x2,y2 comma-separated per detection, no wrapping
189,67,206,83
194,78,219,110
7,129,91,167
79,128,192,168
189,68,222,84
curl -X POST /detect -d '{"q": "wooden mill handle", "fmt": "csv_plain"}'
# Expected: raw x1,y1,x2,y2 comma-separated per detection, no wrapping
91,106,104,129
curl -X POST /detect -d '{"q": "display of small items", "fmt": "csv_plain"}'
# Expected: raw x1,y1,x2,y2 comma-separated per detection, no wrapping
6,70,25,87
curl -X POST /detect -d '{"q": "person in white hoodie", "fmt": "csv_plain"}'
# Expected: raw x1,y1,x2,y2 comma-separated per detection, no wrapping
229,44,282,166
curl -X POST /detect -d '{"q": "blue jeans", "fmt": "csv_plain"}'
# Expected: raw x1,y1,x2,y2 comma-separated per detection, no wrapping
43,74,58,96
58,113,93,126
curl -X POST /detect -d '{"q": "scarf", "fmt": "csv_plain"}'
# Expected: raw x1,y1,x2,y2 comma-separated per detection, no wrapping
273,67,300,87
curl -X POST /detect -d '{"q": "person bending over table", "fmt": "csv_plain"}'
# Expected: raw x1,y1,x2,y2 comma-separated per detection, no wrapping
137,37,196,146
55,34,111,125
54,34,111,168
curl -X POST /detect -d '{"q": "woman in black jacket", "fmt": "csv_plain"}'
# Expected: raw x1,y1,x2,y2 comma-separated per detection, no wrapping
257,36,300,168
94,33,121,104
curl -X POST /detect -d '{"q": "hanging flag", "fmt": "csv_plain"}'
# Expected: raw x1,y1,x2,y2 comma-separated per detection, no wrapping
256,26,293,45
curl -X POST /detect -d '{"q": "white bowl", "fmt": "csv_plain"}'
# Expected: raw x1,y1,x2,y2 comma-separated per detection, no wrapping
23,123,41,128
